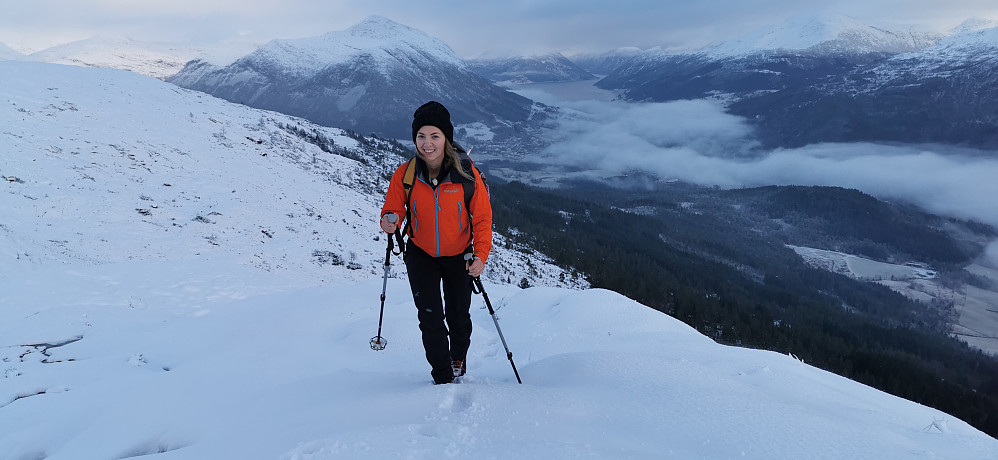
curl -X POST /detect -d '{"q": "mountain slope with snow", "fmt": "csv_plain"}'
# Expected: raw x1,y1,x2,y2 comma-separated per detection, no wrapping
1,60,995,459
168,16,553,153
0,41,24,61
0,61,579,288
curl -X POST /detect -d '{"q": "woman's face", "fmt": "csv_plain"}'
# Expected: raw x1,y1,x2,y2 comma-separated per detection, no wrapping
415,126,446,168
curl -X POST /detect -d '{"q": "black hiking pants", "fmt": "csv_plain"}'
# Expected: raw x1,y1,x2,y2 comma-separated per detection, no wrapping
404,241,473,384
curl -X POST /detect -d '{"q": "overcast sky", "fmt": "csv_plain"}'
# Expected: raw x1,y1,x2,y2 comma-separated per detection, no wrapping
2,0,997,56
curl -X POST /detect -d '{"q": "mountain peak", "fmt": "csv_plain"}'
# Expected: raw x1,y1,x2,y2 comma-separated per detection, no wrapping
949,16,998,35
929,20,998,52
346,15,418,39
255,16,464,74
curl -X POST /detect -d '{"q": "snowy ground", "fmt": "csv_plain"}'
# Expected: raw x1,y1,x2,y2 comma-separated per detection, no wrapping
0,60,584,291
788,246,938,282
1,61,996,459
955,262,998,354
790,245,998,355
3,259,996,459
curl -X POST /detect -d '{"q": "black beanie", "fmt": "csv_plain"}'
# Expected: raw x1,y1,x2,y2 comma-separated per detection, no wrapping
411,101,454,145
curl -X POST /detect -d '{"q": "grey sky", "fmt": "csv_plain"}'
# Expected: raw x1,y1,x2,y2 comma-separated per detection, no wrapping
2,0,997,56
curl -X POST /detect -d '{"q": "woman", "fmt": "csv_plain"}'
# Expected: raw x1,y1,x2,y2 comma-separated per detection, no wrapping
380,101,493,384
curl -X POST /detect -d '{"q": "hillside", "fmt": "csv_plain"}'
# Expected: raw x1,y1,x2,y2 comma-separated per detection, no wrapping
0,60,580,289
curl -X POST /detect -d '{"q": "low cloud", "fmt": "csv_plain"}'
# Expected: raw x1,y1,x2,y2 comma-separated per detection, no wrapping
537,98,998,230
985,241,998,268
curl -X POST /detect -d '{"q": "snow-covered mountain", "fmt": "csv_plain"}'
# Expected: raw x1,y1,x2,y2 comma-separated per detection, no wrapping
882,21,998,74
597,13,942,104
3,60,996,460
0,41,25,61
729,22,998,148
948,16,998,35
0,60,580,289
566,47,644,76
168,16,553,154
25,37,215,79
467,52,594,84
704,12,940,58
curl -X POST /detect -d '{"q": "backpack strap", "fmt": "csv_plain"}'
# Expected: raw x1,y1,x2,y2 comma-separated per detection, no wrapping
396,157,417,254
460,157,475,213
401,157,417,206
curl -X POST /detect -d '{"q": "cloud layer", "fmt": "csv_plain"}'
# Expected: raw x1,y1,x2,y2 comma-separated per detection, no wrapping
536,97,998,236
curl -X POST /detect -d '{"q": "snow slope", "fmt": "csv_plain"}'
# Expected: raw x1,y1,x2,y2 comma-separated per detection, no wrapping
0,61,581,288
1,61,996,459
3,253,995,458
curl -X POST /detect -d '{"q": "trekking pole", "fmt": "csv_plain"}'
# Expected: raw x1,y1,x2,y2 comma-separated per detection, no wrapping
371,214,401,351
465,253,522,384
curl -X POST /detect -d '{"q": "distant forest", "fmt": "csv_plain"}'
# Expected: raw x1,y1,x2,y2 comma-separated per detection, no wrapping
489,178,998,437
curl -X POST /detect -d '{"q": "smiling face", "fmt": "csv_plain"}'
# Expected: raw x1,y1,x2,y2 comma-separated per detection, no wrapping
415,125,446,170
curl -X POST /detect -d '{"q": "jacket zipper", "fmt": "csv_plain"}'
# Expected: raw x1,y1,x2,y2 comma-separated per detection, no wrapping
458,201,464,234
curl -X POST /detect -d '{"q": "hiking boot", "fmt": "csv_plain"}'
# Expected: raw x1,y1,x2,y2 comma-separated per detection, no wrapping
451,359,466,378
432,368,454,385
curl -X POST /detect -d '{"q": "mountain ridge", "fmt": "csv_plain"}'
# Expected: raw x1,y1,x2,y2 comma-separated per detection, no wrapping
467,52,594,84
703,12,941,58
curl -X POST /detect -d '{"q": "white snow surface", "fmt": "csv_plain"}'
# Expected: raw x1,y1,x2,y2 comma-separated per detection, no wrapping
1,61,996,459
705,12,941,58
788,246,936,282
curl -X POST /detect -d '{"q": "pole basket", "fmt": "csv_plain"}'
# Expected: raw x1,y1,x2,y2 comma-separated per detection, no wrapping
370,336,387,351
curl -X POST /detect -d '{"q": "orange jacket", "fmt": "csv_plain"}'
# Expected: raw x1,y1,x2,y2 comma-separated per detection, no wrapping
381,158,493,263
